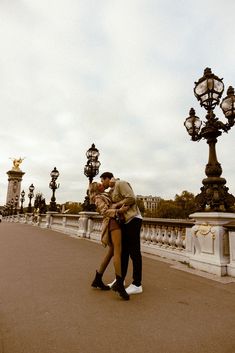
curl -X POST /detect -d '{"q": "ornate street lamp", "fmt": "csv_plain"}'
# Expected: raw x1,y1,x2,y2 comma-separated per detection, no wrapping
49,167,60,212
184,68,235,212
83,143,101,211
20,190,25,214
27,184,35,213
84,143,101,183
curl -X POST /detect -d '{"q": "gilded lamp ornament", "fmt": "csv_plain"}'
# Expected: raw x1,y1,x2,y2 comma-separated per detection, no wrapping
184,68,235,212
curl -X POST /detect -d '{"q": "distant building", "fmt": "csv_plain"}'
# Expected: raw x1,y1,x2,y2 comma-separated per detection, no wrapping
137,195,161,214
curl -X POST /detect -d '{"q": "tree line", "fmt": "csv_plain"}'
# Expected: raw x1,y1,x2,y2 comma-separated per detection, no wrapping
137,190,197,219
32,190,197,219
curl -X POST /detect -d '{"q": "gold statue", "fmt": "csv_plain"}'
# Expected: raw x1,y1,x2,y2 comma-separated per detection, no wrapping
10,157,25,171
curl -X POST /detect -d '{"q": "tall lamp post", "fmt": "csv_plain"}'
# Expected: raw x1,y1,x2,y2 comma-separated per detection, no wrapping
83,143,101,211
20,190,25,214
49,167,60,212
184,67,235,212
27,184,35,213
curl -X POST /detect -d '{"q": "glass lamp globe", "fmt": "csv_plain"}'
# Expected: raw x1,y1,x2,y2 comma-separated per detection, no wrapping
194,68,224,110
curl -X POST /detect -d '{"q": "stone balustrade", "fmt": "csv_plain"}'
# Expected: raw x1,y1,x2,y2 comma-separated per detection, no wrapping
140,218,190,263
4,211,235,277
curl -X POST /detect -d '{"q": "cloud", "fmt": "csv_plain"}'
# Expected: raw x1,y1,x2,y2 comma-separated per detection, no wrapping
0,0,235,206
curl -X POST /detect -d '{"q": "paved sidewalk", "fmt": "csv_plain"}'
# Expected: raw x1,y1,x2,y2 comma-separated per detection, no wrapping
0,222,235,353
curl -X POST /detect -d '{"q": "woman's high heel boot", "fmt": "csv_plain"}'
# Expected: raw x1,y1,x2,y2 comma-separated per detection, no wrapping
91,271,110,290
111,275,129,300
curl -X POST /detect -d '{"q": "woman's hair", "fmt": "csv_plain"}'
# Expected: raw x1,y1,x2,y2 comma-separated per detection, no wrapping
89,182,101,204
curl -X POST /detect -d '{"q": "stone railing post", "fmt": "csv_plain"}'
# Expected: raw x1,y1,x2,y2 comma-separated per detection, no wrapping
26,213,33,225
185,226,193,255
188,212,235,276
77,212,98,238
45,211,57,228
225,225,235,277
38,214,47,228
62,216,67,232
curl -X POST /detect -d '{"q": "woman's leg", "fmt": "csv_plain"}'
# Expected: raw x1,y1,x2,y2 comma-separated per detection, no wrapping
111,229,122,277
91,245,114,290
110,228,129,300
98,245,114,274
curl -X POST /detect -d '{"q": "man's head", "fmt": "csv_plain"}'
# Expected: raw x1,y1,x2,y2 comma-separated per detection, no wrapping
100,172,114,189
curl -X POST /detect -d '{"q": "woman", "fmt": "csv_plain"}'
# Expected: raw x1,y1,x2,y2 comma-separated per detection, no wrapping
89,182,129,300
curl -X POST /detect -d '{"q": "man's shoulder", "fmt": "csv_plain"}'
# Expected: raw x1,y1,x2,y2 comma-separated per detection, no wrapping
115,180,134,193
116,180,129,186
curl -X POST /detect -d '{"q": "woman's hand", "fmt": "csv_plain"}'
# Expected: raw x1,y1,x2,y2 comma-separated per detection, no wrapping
111,203,119,209
118,205,129,214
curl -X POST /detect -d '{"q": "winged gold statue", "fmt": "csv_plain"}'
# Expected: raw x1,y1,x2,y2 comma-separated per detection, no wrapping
9,157,25,171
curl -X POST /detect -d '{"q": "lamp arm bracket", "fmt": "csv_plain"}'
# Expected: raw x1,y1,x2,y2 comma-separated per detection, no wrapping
216,120,231,133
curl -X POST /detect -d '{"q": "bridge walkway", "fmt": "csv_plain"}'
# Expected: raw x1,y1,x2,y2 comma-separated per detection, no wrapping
0,222,235,353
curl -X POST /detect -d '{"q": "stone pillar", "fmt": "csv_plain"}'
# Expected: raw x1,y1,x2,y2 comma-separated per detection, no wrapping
6,169,25,208
189,212,235,276
227,230,235,277
77,211,98,238
45,211,58,228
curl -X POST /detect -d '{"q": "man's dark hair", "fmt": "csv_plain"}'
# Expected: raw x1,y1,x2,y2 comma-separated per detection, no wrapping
100,172,114,179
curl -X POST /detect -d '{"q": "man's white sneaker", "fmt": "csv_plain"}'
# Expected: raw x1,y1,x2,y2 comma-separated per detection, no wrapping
126,284,143,295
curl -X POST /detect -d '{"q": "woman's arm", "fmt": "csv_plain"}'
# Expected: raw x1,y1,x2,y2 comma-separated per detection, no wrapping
95,196,117,218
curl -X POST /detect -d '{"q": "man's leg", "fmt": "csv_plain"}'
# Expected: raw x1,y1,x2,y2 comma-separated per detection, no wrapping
121,224,130,280
125,218,142,286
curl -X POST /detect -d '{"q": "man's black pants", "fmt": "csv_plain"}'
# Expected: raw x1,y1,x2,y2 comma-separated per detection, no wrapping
121,217,142,286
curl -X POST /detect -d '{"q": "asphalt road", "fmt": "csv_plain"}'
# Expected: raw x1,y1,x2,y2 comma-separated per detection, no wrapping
0,222,235,353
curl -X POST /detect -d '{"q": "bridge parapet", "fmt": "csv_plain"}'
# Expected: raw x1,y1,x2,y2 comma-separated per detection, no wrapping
4,212,235,278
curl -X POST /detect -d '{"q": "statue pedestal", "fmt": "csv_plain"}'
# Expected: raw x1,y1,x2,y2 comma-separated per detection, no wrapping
189,212,235,276
6,169,25,207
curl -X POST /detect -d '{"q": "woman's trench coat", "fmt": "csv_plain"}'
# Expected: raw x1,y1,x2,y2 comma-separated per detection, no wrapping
94,193,117,247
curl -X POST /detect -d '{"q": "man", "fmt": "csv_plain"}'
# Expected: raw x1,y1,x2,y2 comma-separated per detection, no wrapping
100,172,143,295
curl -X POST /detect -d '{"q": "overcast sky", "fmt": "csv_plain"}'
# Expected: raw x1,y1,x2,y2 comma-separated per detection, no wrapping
1,0,235,206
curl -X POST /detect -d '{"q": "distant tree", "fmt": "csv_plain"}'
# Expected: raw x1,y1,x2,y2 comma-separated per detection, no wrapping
174,190,197,218
63,202,83,214
155,199,183,219
153,190,197,219
144,209,159,218
34,193,47,214
136,199,145,216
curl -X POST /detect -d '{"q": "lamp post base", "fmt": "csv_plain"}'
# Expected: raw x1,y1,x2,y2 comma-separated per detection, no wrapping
49,202,57,212
82,195,96,212
195,176,235,212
